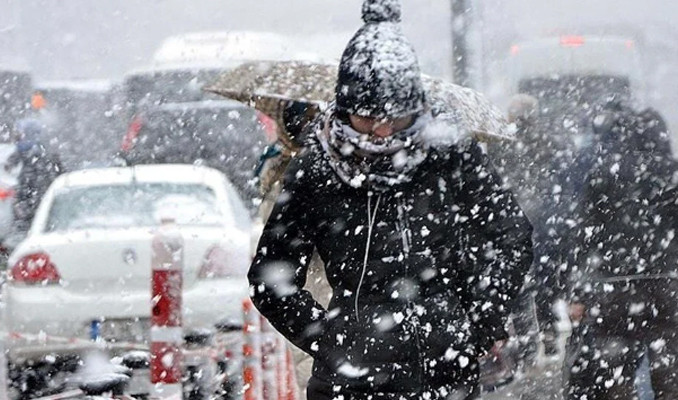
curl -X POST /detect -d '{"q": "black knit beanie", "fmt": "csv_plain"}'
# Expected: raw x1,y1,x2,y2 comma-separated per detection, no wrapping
335,0,426,120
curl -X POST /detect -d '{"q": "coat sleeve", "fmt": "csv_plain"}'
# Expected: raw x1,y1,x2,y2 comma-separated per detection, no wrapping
456,141,534,350
563,157,620,305
247,149,327,356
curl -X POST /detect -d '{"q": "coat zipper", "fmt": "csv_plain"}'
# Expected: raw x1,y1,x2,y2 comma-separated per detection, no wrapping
399,197,426,389
357,192,426,387
408,302,427,392
355,191,381,321
396,196,413,257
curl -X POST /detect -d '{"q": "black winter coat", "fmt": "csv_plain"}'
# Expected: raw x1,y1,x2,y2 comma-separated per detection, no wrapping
248,138,533,399
568,109,678,310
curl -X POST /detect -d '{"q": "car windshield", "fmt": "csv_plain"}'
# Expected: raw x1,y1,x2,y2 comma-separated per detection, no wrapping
45,183,223,232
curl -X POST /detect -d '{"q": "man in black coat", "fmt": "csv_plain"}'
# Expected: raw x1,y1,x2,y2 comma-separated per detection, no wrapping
248,0,534,398
563,106,678,399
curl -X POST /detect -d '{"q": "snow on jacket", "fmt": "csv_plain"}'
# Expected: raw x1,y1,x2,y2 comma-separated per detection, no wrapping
568,108,678,303
248,132,533,396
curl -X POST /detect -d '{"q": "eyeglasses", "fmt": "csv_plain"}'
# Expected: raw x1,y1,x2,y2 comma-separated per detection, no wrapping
348,114,416,137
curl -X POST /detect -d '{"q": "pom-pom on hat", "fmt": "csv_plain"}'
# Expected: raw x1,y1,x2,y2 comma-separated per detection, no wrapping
335,0,426,120
362,0,402,23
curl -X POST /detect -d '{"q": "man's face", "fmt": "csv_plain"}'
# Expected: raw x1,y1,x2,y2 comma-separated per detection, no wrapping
348,114,416,138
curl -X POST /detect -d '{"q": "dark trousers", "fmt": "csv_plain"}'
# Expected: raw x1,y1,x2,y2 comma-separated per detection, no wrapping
563,280,678,399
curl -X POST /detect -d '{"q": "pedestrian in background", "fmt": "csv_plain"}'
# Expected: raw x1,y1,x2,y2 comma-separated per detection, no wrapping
253,98,333,397
563,105,678,399
488,94,561,364
6,118,63,238
248,0,534,398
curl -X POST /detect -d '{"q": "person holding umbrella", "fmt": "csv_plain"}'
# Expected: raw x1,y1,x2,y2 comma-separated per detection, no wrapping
247,0,533,398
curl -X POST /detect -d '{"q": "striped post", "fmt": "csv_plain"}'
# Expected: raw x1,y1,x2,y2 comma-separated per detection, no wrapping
285,346,298,400
242,299,262,400
0,332,9,400
150,219,184,398
275,338,287,400
260,317,278,400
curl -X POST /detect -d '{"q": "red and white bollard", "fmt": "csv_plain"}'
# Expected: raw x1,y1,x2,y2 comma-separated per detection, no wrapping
275,338,288,400
151,219,184,398
242,299,262,400
284,346,298,400
260,317,278,400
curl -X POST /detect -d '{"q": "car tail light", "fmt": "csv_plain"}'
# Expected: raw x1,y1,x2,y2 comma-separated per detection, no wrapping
10,252,61,285
121,115,143,152
560,35,585,47
256,111,278,143
199,246,236,279
510,45,520,56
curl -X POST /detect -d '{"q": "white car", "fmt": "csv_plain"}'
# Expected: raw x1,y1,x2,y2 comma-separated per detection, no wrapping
2,164,252,343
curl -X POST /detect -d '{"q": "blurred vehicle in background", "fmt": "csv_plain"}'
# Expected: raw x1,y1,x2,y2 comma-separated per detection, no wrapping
3,164,251,343
152,30,346,67
119,100,275,209
33,80,124,170
507,35,643,90
506,35,643,150
120,65,225,122
120,30,348,120
116,31,347,209
508,38,643,169
121,30,349,115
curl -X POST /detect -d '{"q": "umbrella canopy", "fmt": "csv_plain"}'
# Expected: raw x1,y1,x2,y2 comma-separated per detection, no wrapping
205,61,336,104
204,60,513,145
422,77,514,142
204,61,337,149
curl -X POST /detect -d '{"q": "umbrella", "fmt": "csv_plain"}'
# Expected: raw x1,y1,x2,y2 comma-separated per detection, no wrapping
205,60,337,105
204,60,513,144
204,61,337,149
422,76,514,142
